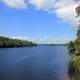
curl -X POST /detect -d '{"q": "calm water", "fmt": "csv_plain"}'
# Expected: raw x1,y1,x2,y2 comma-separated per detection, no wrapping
0,46,70,80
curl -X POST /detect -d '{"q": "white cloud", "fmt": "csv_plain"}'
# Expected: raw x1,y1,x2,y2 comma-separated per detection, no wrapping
1,34,30,40
33,37,75,44
55,2,79,28
11,36,30,40
2,0,27,9
29,0,80,28
29,0,56,10
0,34,75,44
1,0,80,28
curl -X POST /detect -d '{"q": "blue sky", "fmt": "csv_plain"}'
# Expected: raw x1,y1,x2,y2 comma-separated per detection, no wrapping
0,0,78,44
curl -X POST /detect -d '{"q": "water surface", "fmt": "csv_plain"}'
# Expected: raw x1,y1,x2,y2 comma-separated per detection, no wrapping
0,46,70,80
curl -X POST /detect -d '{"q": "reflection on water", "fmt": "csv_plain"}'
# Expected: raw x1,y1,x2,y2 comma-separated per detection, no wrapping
0,46,70,80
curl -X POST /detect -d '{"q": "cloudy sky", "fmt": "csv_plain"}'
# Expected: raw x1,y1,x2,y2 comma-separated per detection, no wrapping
0,0,79,44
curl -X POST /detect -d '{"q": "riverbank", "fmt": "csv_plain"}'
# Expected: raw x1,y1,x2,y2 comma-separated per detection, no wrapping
69,55,80,80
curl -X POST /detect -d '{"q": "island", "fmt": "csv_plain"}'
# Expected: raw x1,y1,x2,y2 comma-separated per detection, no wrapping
0,36,37,48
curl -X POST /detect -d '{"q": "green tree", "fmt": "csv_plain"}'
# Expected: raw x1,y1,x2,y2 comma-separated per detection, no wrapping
0,36,37,48
68,41,75,49
76,4,80,17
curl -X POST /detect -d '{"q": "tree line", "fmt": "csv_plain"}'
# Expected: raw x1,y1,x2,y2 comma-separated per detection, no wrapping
68,4,80,51
68,27,80,50
0,36,37,48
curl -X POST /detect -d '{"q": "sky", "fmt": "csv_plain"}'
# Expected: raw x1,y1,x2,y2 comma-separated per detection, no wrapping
0,0,79,44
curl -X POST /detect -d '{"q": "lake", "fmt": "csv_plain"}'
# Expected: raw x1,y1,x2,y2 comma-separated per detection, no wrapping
0,45,70,80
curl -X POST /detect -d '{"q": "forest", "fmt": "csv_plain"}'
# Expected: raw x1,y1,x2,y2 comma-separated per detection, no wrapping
0,36,37,48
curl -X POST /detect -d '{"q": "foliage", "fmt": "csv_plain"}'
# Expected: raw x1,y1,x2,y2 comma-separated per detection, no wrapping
0,36,37,48
72,56,80,66
70,56,80,80
68,23,80,51
68,3,80,80
76,4,80,17
68,41,75,49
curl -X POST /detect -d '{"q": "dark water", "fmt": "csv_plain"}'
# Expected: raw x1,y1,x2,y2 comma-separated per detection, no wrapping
0,46,70,80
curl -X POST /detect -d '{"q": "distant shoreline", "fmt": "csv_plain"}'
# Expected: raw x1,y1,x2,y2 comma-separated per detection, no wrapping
38,44,67,46
0,36,37,48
